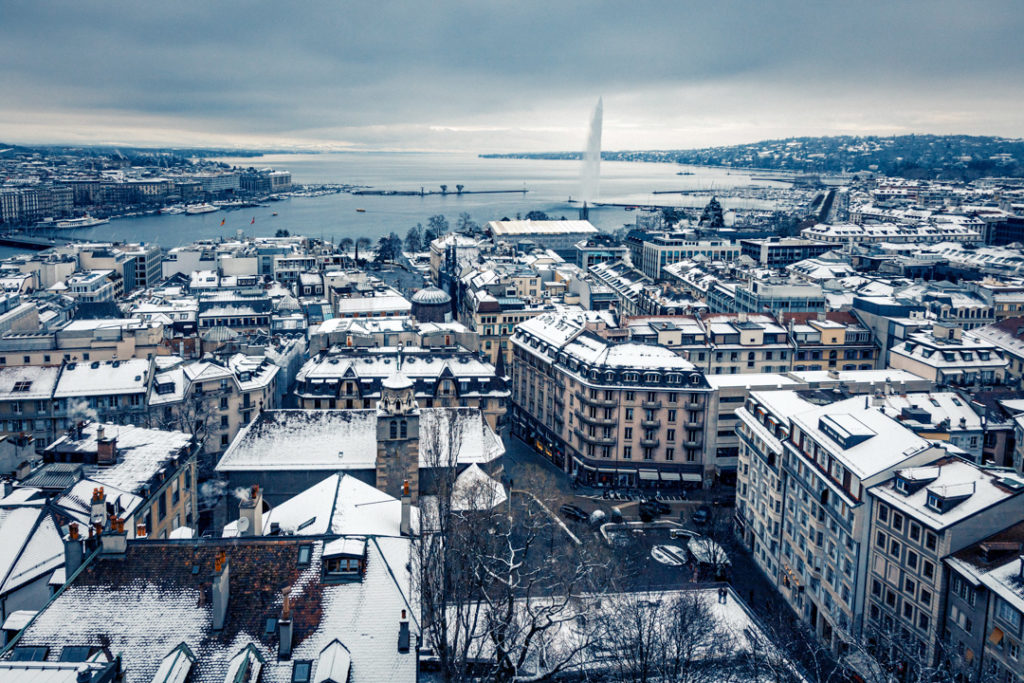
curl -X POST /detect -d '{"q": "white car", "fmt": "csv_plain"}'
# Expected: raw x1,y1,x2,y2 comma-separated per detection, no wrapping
650,544,689,566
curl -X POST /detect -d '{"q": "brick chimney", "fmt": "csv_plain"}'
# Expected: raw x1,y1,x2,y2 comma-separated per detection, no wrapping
135,522,147,539
401,480,411,537
89,487,106,527
278,586,293,660
239,484,263,537
398,609,411,653
211,551,230,631
100,517,127,557
96,427,117,465
64,522,84,578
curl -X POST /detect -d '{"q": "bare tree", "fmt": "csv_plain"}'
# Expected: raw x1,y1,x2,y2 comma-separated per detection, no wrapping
414,409,607,682
355,237,371,262
338,237,353,265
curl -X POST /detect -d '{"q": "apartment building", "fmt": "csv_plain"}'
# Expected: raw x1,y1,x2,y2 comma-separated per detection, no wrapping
739,237,834,267
945,522,1024,683
782,312,879,371
307,316,478,355
42,421,200,539
967,317,1024,380
0,318,167,368
627,231,740,280
464,288,551,366
150,355,279,454
736,391,946,654
866,459,1024,671
66,270,117,303
511,311,713,488
889,324,1008,386
702,313,791,375
294,346,508,431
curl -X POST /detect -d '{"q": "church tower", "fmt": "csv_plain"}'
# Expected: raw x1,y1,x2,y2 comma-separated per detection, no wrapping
375,365,420,503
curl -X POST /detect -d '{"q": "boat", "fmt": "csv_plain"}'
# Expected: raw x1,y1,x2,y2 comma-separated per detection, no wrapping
161,205,185,215
272,212,279,216
356,208,366,213
185,203,219,215
53,215,110,229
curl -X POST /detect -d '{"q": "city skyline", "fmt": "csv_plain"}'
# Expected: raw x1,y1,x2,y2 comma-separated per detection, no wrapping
2,1,1024,152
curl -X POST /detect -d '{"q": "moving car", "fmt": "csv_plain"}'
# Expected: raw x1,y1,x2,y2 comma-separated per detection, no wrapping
559,504,588,523
692,505,712,525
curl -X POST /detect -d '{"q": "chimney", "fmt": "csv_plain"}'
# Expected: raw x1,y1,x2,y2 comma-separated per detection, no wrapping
211,551,230,631
278,586,293,660
398,609,411,653
238,485,263,537
100,518,127,557
1,479,11,499
401,480,411,537
64,523,84,577
90,487,106,527
15,460,30,480
96,428,117,465
135,522,147,539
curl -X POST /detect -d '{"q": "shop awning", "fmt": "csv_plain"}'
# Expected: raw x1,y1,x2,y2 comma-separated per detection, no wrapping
573,457,595,471
660,472,681,481
597,467,618,474
638,470,659,481
680,472,703,482
989,627,1004,645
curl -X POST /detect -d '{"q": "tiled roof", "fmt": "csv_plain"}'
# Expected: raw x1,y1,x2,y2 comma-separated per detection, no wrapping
8,537,416,683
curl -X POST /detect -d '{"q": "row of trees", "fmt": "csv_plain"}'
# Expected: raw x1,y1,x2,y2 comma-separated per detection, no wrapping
415,423,799,683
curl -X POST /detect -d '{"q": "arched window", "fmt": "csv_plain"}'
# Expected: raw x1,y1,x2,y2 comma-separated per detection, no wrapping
389,421,397,439
400,420,408,439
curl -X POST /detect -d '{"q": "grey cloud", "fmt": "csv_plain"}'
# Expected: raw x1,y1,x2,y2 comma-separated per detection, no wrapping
1,1,1022,149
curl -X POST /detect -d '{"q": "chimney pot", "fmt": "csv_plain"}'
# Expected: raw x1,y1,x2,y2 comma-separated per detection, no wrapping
278,587,294,660
211,554,230,631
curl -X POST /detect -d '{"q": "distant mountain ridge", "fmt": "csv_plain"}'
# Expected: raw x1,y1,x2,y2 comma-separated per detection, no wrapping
481,134,1024,180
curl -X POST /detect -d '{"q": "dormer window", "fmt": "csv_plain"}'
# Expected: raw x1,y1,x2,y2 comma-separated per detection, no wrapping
323,538,366,582
895,478,909,495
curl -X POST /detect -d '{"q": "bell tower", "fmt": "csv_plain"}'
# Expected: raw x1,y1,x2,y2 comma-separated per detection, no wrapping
375,365,420,502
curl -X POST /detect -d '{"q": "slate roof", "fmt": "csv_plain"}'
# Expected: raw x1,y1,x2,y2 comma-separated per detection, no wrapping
6,537,416,683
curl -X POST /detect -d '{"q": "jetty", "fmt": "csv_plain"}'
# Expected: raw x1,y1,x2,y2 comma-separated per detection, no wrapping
350,188,527,197
0,233,74,250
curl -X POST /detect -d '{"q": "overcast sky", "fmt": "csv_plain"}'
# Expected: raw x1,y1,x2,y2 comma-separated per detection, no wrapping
2,1,1022,152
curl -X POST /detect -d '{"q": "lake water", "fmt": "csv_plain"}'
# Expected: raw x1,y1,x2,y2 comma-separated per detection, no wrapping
15,152,788,253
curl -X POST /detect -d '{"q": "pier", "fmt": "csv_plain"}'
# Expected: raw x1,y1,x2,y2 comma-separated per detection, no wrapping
350,188,527,197
0,233,74,250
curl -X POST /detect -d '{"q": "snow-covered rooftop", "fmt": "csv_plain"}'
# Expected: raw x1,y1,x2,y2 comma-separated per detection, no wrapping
216,409,503,474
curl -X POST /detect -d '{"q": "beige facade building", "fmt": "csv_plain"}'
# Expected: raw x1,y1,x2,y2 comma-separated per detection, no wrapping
511,311,713,488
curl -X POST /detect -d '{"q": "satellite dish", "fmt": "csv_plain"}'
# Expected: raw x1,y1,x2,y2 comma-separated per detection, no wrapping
237,516,250,533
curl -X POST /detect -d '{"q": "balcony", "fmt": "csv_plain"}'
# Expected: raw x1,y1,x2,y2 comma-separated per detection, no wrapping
685,421,702,430
640,418,660,428
577,410,617,426
576,391,617,407
642,400,662,410
685,401,702,411
640,438,660,448
684,439,703,449
574,428,616,446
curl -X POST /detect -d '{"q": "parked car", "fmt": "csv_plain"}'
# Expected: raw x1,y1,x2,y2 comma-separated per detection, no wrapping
559,504,588,523
692,505,712,525
642,498,671,515
712,494,735,507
